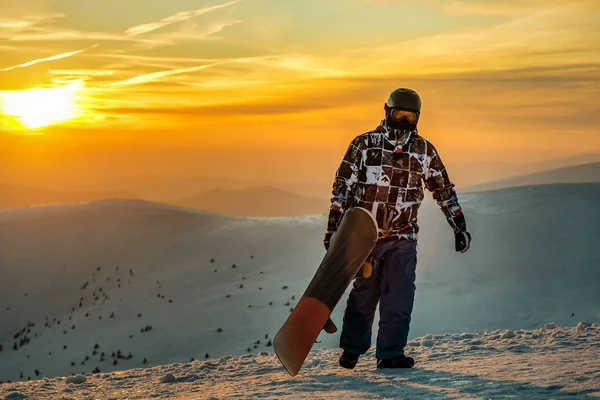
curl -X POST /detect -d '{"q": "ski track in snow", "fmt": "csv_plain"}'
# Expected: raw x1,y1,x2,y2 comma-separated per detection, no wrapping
1,325,598,399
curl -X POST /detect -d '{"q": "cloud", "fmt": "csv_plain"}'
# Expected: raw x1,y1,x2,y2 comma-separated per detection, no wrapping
91,53,218,64
94,0,594,90
0,14,65,40
0,19,38,29
0,13,65,30
1,48,87,71
151,20,242,43
344,1,600,78
124,0,244,36
107,63,225,87
362,0,597,15
102,53,337,87
2,2,243,49
106,55,273,87
85,62,600,136
0,13,159,45
7,29,168,44
91,99,337,119
433,0,599,16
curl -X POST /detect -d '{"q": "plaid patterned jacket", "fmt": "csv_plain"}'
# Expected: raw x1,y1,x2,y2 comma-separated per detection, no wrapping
327,120,466,241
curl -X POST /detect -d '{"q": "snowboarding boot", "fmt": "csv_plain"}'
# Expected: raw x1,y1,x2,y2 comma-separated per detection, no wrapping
339,350,360,369
377,355,414,369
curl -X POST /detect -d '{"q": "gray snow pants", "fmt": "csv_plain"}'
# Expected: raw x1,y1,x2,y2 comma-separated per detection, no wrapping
340,239,417,360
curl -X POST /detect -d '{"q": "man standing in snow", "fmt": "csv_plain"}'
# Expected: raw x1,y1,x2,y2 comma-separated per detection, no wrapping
323,88,471,369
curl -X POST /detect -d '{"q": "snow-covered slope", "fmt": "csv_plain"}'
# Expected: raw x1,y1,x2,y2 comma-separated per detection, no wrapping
1,183,599,387
414,183,600,335
0,200,325,381
1,324,598,399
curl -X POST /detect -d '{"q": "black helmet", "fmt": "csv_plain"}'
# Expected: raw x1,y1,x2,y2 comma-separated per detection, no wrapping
386,88,421,113
384,88,421,129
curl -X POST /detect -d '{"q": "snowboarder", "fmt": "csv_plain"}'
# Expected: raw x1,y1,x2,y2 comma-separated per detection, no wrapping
323,88,471,369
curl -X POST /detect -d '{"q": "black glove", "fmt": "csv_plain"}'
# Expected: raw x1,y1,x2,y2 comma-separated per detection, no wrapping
455,230,471,253
323,231,334,251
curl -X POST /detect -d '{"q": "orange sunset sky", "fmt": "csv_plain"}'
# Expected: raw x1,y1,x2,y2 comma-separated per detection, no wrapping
0,0,599,189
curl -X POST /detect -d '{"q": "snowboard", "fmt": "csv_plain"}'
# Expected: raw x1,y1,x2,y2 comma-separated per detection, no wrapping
274,207,378,376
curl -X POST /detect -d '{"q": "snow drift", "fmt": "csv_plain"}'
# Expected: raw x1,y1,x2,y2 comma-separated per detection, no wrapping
1,324,598,399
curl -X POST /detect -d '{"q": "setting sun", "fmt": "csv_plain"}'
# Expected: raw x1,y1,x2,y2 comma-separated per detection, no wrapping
0,80,82,129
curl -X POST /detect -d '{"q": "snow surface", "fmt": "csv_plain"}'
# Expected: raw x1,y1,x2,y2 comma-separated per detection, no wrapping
1,183,599,398
0,325,598,399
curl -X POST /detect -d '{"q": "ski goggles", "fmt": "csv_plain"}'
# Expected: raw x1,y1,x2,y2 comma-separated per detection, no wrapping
390,109,419,124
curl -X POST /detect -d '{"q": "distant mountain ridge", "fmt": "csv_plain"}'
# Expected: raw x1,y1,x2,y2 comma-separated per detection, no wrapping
450,153,600,188
3,153,600,213
0,183,135,209
172,185,330,217
463,162,600,193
